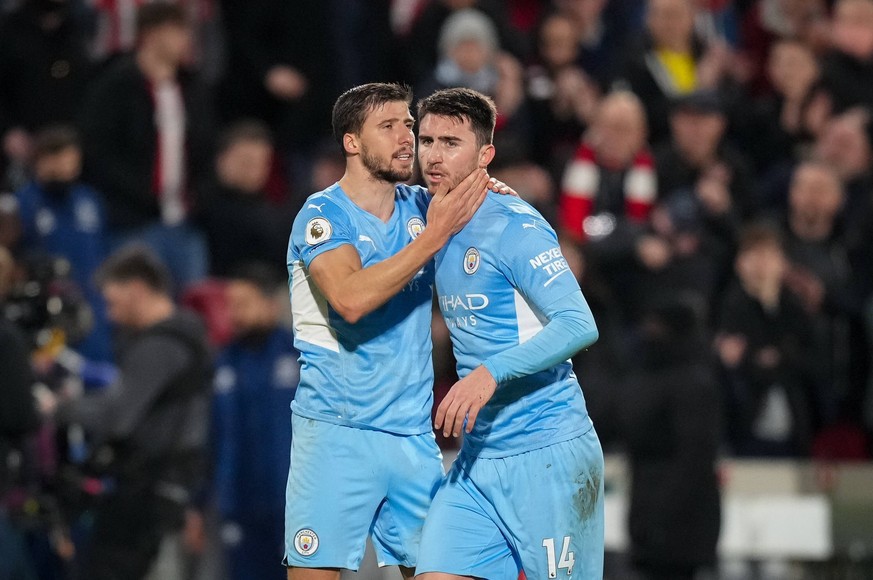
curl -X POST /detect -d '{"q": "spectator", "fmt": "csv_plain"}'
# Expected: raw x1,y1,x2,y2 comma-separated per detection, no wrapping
616,0,736,142
553,0,632,88
715,221,822,457
211,262,298,580
216,0,332,174
526,11,600,180
80,1,214,291
0,0,93,190
629,191,723,320
821,0,873,113
738,39,825,175
559,90,657,332
14,125,112,361
739,0,829,94
813,108,873,244
200,120,294,278
559,90,655,243
86,0,222,82
417,8,526,126
656,89,756,217
782,161,869,440
43,245,212,580
403,0,524,87
621,297,721,580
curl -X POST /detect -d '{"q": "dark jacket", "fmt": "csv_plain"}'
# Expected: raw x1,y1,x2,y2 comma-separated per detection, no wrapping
621,310,721,569
820,50,873,114
615,34,705,144
716,282,821,456
57,310,212,489
0,318,39,439
0,3,93,136
0,317,39,494
200,183,294,278
79,56,214,230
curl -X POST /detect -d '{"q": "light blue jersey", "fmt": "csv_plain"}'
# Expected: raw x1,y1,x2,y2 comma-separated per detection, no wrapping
435,193,596,457
287,183,434,434
423,193,604,580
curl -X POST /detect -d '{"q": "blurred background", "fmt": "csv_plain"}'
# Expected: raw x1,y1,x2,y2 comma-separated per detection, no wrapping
1,0,872,578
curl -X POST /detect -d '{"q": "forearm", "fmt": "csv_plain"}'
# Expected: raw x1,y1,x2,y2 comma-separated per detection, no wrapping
483,292,598,383
318,230,444,323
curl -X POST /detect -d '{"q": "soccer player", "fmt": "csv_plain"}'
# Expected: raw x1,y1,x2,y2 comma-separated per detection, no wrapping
284,83,493,580
415,87,605,579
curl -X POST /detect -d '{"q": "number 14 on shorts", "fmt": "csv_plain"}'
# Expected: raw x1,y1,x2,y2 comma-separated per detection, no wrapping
542,536,575,577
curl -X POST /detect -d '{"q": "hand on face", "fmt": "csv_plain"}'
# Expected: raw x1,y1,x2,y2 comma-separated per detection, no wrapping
425,167,490,242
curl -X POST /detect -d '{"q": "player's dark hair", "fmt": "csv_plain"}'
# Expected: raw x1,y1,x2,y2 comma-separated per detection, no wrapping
33,125,80,160
94,244,172,294
216,119,273,155
332,83,413,155
136,1,188,37
417,87,497,148
228,261,286,296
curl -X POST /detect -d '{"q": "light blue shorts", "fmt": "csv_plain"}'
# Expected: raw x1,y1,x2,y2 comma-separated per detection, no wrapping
283,414,444,570
417,428,604,579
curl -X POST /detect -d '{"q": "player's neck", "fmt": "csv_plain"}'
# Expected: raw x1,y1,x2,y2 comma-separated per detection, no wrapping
338,169,396,223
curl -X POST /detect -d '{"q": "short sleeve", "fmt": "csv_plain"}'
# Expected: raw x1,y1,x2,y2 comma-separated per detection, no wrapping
289,196,355,268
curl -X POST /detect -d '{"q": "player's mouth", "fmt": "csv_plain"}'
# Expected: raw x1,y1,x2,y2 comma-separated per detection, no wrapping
394,150,414,162
425,168,446,183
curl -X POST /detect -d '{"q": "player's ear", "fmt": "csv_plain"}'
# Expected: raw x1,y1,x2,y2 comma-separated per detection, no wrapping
343,133,359,156
478,144,495,168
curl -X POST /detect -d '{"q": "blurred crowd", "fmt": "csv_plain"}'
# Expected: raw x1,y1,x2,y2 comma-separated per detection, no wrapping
2,0,873,577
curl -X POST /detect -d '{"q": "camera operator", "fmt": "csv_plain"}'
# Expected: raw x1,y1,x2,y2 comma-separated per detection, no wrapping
0,245,40,580
39,245,212,580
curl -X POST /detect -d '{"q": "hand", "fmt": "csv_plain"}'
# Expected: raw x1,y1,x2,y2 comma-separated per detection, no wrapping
265,65,308,100
434,365,497,438
715,333,746,368
33,383,58,416
636,234,671,270
425,168,490,242
488,177,518,196
183,509,207,554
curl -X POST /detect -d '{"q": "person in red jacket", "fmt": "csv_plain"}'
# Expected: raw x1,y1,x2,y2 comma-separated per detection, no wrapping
559,90,656,243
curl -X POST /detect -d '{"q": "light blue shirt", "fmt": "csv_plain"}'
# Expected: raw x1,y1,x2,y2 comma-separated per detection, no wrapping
435,193,598,458
287,183,435,434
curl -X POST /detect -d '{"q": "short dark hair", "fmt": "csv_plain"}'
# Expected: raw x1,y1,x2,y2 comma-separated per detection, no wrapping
227,261,286,296
332,83,413,154
737,220,785,255
417,87,497,148
216,119,273,155
136,2,188,37
95,245,172,294
33,125,80,160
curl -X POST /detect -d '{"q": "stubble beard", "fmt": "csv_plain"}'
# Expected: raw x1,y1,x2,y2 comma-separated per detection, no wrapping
361,145,413,183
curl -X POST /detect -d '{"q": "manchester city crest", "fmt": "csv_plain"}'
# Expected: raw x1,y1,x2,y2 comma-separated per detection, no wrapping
407,217,425,239
294,528,319,556
464,247,480,275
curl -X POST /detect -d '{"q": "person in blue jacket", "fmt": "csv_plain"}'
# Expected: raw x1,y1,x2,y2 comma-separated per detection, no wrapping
212,262,299,580
14,125,112,362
